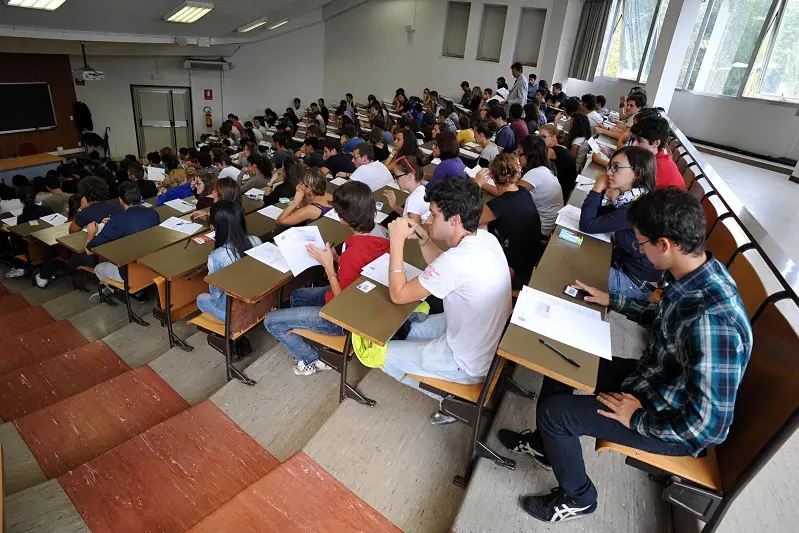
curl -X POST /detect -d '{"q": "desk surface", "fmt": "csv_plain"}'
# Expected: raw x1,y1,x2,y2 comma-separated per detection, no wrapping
9,219,54,239
93,222,207,267
30,222,70,247
0,154,63,173
57,229,87,253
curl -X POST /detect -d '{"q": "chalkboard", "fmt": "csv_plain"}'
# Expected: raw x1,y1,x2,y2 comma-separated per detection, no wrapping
0,83,57,135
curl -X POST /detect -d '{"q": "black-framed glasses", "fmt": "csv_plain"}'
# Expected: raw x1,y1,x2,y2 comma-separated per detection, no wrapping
393,173,408,181
608,162,634,173
631,239,650,252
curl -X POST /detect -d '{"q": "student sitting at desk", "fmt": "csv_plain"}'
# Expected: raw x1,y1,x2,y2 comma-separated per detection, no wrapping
214,152,241,181
508,103,529,141
298,137,325,169
239,153,273,195
489,106,516,154
87,181,160,294
474,121,500,167
322,139,356,178
539,124,577,203
369,128,391,162
192,170,215,210
383,156,429,225
277,168,333,225
156,169,193,206
566,113,592,173
597,92,646,140
630,116,687,191
340,125,365,154
197,200,262,358
580,146,660,299
384,129,422,173
350,143,394,192
524,102,547,132
498,188,752,524
456,115,475,146
264,181,391,376
429,132,466,187
191,177,241,221
42,173,70,216
475,154,541,290
3,187,55,279
383,178,512,425
263,157,300,207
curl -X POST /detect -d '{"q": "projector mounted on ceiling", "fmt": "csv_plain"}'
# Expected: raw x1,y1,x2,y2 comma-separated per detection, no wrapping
73,42,105,81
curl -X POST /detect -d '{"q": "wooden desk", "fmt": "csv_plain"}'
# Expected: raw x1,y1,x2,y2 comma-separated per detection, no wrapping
57,230,88,254
30,222,70,247
8,219,55,282
373,186,408,215
0,153,63,173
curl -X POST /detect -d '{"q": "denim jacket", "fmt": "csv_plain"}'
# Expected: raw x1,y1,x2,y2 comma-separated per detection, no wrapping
208,236,262,300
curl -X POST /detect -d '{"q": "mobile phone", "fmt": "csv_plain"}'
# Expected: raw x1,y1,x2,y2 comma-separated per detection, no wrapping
564,285,589,300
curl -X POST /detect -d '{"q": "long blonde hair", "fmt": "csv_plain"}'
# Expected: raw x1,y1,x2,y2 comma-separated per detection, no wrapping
162,168,187,190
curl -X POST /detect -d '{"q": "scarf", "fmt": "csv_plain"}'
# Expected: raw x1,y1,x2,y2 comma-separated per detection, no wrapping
612,187,645,209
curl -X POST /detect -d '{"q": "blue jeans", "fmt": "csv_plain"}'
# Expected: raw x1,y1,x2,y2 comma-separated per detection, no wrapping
197,292,226,321
263,286,344,365
381,314,483,400
608,266,650,300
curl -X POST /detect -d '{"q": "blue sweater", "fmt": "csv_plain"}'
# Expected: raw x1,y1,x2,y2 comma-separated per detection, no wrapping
156,182,193,206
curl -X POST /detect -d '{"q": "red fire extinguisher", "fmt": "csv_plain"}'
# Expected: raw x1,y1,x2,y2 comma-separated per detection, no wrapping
204,106,212,128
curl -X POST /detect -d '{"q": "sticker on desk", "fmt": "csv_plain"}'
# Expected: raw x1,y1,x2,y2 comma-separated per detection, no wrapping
28,220,39,226
141,202,153,208
357,280,376,293
375,201,384,211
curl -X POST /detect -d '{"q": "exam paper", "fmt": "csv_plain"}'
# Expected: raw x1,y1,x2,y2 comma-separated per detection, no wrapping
2,217,17,227
205,231,216,240
576,175,596,185
420,147,432,155
245,189,265,200
274,226,325,276
465,165,481,178
330,177,348,186
555,205,612,243
40,213,68,225
147,166,166,181
165,199,195,214
361,253,423,288
258,205,283,220
576,183,595,192
324,209,341,222
510,286,611,360
10,207,23,217
245,242,290,273
459,148,478,158
160,217,203,235
374,212,388,224
431,158,441,165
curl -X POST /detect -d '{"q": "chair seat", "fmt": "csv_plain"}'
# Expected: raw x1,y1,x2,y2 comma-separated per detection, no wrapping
595,440,721,491
405,374,483,404
289,328,347,353
188,312,225,336
101,278,124,291
77,266,95,274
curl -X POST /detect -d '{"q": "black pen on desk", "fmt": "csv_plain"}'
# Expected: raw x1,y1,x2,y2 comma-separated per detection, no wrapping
539,338,581,368
184,239,191,249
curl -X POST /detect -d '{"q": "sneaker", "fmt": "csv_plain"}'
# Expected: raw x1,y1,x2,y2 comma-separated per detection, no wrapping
89,285,114,303
5,267,26,278
35,273,50,288
429,410,458,426
497,428,551,470
521,487,597,523
313,360,332,371
293,360,319,376
130,290,148,303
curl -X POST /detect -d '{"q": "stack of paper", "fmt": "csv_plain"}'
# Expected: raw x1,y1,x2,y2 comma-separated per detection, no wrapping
2,217,18,227
245,242,290,273
274,226,326,276
246,189,265,200
40,213,68,225
160,217,203,235
511,286,611,360
257,205,283,220
361,253,423,288
430,158,441,165
330,177,348,186
555,205,611,243
147,166,166,181
165,199,195,214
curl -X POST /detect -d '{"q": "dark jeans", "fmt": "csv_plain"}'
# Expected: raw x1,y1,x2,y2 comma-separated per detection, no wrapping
536,358,689,506
38,247,57,279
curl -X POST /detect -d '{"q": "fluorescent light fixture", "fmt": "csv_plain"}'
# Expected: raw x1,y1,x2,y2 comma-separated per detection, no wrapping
237,17,267,33
4,0,68,10
268,19,289,30
163,1,213,24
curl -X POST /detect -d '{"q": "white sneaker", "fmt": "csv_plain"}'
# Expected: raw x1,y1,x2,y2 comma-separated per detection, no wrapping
314,360,332,371
293,360,319,376
5,268,26,278
35,273,50,288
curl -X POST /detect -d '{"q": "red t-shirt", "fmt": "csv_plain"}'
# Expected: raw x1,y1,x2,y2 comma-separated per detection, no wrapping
655,151,686,190
324,233,391,303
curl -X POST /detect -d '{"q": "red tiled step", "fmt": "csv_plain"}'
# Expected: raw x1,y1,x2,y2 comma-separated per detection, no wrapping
1,321,88,375
188,451,401,533
59,400,279,533
0,341,130,421
0,306,53,338
0,283,9,296
15,365,189,478
0,293,29,317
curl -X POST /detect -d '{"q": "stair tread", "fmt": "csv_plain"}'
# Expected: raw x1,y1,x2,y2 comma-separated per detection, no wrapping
188,451,401,532
1,321,88,375
0,282,9,296
15,365,189,478
0,306,54,338
59,400,279,533
0,341,130,421
0,292,30,316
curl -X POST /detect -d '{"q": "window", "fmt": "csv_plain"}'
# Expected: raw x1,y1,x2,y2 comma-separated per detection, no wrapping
443,2,471,58
679,0,798,102
477,5,507,62
595,0,671,82
514,8,547,67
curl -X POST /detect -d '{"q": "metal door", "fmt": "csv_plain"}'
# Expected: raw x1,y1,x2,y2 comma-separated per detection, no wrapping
132,86,193,157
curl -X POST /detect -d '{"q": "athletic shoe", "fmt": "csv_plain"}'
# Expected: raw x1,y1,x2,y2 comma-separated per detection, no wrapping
497,428,552,470
293,360,319,376
88,285,114,303
429,410,458,426
521,487,596,523
5,267,26,278
314,360,332,371
35,273,50,288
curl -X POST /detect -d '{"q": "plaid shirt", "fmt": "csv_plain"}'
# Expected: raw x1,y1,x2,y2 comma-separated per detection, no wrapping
611,254,753,456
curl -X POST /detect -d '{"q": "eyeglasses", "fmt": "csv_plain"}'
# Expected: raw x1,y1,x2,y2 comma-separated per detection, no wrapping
393,173,408,180
631,239,650,252
608,163,634,173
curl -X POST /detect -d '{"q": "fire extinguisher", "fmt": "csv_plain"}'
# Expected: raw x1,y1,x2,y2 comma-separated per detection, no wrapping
204,106,212,128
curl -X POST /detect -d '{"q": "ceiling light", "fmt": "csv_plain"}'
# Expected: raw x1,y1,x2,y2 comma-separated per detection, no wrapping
268,19,289,30
237,17,267,32
4,0,68,10
163,1,213,24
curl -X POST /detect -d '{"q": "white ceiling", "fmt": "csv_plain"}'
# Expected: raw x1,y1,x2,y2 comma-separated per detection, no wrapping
0,0,332,38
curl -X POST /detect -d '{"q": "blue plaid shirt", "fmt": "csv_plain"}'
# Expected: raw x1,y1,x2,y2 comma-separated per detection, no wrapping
611,254,753,456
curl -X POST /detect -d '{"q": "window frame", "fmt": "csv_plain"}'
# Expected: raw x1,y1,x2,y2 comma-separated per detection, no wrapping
442,1,472,59
476,4,508,63
513,7,548,67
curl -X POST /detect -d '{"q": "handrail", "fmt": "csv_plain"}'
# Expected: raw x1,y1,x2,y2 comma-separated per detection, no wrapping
665,115,799,303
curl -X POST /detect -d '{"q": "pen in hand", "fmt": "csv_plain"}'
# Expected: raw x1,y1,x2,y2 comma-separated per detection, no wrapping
539,338,581,368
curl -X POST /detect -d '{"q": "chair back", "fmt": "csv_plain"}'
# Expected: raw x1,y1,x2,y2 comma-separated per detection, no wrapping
728,249,785,319
705,217,749,266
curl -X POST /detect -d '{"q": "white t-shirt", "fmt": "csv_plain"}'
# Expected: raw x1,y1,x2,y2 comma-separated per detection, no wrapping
480,143,500,164
419,229,512,377
252,128,264,142
403,185,430,222
521,166,564,236
350,161,394,192
586,110,604,129
218,166,241,182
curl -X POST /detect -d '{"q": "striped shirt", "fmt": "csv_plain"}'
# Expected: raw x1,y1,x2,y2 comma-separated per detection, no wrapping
611,254,753,456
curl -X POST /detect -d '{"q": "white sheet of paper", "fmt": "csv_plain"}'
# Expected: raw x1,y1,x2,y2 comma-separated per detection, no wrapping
430,158,441,165
165,199,195,214
28,220,39,226
141,202,153,208
10,207,24,217
274,226,325,276
374,211,388,223
597,136,617,149
245,241,290,273
205,231,216,240
419,147,432,155
576,183,595,192
40,213,67,225
147,166,166,181
160,216,202,235
361,253,424,288
465,142,480,150
465,165,481,178
331,177,348,186
510,286,612,360
555,205,611,243
83,222,105,234
587,137,603,154
258,205,283,220
2,217,18,227
245,189,265,200
459,147,478,158
327,132,341,138
576,174,596,185
324,209,341,222
385,180,400,190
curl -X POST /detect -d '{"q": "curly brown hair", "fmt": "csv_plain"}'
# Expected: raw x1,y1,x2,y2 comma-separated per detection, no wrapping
489,152,522,187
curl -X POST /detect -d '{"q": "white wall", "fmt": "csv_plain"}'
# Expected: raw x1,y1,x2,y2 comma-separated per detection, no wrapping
323,0,557,104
